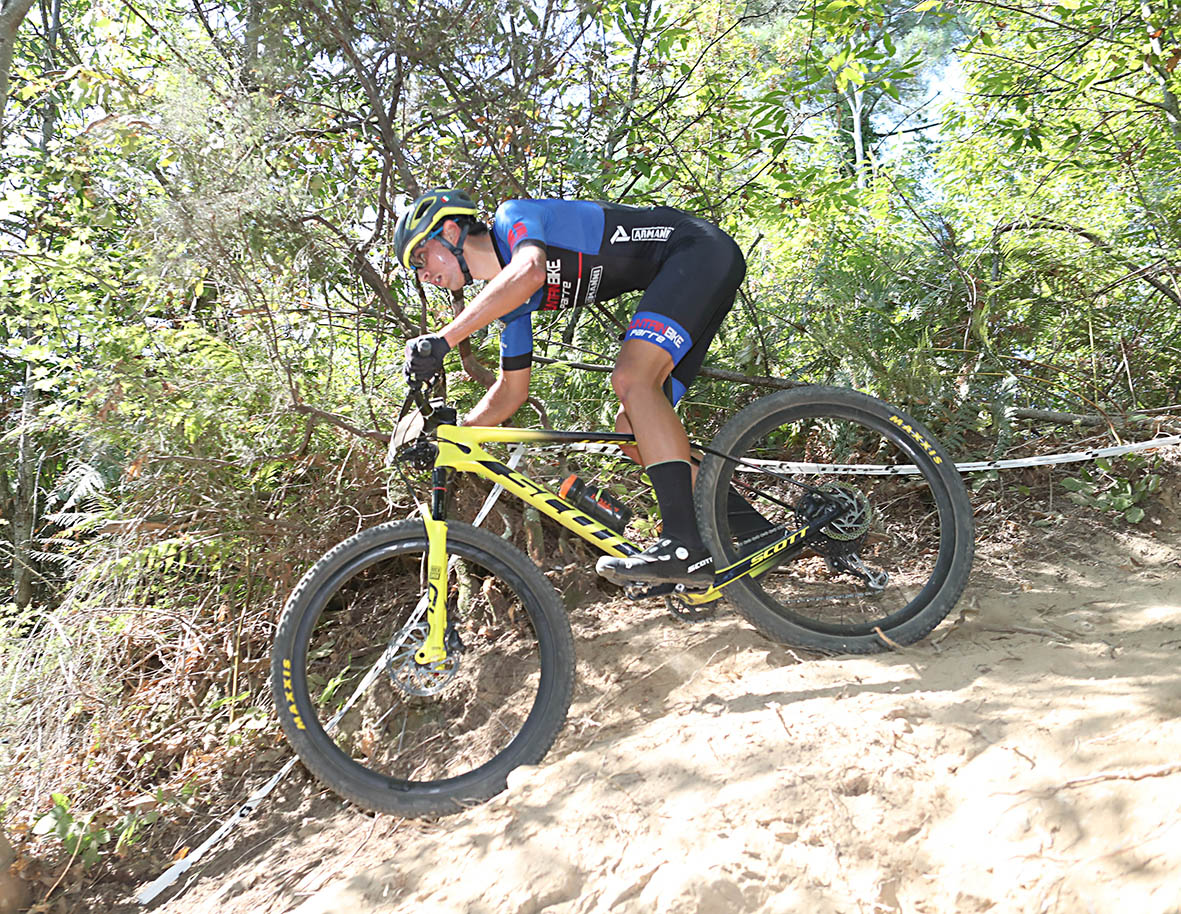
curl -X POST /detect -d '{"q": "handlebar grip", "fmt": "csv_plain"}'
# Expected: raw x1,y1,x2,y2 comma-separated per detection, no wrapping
414,338,434,356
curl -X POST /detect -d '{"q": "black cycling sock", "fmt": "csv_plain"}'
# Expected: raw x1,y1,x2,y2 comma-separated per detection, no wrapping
646,459,705,552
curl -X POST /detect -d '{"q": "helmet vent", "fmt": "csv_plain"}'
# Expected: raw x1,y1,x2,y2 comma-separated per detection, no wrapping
413,196,436,220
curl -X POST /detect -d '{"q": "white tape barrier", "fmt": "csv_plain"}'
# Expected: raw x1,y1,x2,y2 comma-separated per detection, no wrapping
534,434,1181,476
137,758,297,905
540,436,1176,477
137,445,529,906
732,434,1181,476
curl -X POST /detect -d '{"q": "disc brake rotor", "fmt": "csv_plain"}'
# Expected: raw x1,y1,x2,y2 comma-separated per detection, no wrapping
387,620,460,697
797,481,873,543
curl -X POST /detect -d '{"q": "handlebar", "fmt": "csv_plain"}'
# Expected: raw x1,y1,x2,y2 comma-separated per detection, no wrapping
394,338,454,459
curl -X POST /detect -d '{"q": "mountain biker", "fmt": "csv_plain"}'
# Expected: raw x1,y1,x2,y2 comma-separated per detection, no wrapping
395,188,746,588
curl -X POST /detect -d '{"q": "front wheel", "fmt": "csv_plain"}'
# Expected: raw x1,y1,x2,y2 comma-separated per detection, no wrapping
696,386,974,653
271,520,575,816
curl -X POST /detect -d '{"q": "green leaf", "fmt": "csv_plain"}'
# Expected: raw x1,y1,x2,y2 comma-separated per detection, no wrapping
1124,506,1145,523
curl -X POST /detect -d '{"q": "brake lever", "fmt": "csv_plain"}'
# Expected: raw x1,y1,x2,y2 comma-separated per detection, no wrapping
405,376,434,416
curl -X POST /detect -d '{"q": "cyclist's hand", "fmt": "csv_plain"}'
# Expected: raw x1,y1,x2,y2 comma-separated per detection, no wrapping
404,334,451,380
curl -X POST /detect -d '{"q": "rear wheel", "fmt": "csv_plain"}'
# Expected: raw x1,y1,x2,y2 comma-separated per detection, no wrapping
271,520,575,816
697,386,974,653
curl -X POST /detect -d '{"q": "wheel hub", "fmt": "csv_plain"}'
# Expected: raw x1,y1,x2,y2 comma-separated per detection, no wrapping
796,481,873,547
387,620,460,696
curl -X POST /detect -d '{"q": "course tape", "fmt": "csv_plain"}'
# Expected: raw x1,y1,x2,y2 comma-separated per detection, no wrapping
538,435,1181,476
733,434,1181,476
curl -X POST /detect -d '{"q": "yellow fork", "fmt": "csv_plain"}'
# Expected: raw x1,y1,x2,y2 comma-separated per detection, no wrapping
415,517,450,665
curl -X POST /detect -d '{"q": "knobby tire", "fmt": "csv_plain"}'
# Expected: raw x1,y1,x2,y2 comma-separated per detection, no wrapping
271,519,575,816
696,387,974,653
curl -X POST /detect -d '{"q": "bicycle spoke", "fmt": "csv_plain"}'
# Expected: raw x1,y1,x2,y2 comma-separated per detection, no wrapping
698,389,972,650
302,549,545,785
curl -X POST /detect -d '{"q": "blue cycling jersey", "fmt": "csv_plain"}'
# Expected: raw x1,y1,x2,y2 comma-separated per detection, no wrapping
491,199,696,370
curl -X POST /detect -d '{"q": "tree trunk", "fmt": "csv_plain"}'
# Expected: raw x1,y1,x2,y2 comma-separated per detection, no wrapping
1141,2,1181,150
605,0,653,160
848,84,867,190
243,0,261,90
0,826,31,914
37,0,61,153
0,0,36,140
12,364,37,609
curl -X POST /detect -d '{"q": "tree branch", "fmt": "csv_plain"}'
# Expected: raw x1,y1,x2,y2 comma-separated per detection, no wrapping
300,213,417,333
291,403,388,444
993,218,1181,308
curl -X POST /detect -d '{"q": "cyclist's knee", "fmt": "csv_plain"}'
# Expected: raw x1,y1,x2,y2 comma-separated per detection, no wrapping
611,348,670,405
610,366,638,404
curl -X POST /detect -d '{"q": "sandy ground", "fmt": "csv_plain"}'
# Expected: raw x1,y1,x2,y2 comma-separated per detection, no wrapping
102,507,1181,914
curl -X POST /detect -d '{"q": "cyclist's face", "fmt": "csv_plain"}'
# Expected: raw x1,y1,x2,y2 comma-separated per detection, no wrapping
413,225,463,290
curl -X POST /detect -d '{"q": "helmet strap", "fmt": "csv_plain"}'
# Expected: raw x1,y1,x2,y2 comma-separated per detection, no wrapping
438,223,474,286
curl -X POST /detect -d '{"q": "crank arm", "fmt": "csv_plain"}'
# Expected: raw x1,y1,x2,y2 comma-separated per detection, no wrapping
693,503,847,602
624,582,677,600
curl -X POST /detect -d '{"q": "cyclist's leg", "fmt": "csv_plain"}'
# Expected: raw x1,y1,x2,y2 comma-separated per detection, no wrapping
597,220,744,586
614,312,774,541
658,243,773,539
611,341,686,467
598,357,715,584
615,392,697,489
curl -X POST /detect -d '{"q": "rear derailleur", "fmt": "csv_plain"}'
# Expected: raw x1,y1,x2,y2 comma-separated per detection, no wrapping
794,482,888,592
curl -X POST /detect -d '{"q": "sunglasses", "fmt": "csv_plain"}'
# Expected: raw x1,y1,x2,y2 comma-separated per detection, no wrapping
409,228,444,269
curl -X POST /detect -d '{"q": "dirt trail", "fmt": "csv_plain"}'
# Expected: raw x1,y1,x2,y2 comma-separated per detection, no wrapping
121,517,1181,914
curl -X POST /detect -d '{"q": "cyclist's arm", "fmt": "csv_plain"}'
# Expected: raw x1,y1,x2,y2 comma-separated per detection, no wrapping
463,367,531,426
439,244,545,347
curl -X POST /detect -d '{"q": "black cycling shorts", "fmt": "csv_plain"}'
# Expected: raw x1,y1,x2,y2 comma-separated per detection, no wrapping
622,217,746,404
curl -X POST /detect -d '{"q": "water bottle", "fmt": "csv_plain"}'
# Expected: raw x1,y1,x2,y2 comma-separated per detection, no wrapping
559,475,632,533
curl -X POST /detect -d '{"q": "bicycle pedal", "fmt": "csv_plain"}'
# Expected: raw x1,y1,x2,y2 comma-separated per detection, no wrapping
623,582,676,600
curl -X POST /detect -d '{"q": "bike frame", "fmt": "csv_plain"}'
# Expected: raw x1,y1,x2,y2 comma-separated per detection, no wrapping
412,422,842,664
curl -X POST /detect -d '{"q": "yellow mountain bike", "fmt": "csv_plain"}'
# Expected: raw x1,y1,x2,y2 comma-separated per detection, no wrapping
271,382,974,815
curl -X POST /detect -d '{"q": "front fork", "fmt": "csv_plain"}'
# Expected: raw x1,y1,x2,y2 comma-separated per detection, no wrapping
416,467,451,666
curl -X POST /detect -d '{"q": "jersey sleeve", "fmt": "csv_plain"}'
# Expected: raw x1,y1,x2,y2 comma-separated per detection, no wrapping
493,200,547,256
499,311,534,371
